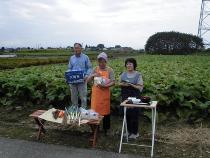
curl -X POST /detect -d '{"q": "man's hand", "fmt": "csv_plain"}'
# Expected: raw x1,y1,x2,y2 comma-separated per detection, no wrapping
84,76,88,83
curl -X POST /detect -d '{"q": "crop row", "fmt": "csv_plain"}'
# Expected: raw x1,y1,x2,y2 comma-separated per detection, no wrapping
0,58,68,69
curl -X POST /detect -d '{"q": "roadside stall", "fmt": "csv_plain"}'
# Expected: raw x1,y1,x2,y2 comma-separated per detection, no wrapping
29,107,103,148
29,69,103,148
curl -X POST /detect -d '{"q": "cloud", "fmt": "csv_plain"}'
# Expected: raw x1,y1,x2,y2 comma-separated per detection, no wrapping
0,0,203,49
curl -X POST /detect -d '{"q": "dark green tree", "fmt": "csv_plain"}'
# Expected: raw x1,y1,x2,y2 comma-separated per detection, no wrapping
115,45,121,48
0,47,5,52
97,44,105,50
145,31,204,54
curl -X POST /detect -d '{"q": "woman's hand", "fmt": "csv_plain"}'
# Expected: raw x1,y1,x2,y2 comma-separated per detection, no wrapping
119,82,143,90
97,80,115,88
86,73,100,83
97,83,107,89
128,83,143,90
92,73,100,77
119,82,129,87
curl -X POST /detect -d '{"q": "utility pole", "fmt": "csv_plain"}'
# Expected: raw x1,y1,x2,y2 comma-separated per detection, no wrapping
198,0,210,47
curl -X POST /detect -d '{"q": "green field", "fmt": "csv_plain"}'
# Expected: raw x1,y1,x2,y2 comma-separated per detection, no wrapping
0,54,210,121
1,53,210,157
0,50,140,69
0,58,68,69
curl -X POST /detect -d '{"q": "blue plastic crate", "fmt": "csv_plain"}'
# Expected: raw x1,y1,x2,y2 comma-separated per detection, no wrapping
65,70,85,84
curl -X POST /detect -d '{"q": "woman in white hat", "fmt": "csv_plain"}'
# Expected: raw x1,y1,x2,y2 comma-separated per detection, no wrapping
87,52,115,135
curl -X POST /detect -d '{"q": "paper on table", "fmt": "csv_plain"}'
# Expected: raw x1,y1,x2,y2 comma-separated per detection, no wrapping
38,108,67,124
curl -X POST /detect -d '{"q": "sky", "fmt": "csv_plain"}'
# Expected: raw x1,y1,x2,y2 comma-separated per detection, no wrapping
0,0,204,49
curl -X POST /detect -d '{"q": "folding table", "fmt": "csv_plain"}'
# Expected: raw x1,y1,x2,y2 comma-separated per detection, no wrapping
119,100,158,157
29,109,103,148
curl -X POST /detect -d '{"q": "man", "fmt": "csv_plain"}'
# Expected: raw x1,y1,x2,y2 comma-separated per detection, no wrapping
68,43,92,109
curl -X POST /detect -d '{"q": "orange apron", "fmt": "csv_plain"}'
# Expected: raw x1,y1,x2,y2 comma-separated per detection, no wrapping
91,67,110,116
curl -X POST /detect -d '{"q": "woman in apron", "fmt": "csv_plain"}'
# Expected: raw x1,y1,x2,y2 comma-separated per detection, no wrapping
119,58,144,139
87,52,115,135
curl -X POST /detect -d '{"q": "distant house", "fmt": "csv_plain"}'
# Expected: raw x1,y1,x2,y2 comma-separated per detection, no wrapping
5,48,16,52
85,45,134,52
107,46,133,52
107,47,115,50
121,47,133,51
86,46,99,51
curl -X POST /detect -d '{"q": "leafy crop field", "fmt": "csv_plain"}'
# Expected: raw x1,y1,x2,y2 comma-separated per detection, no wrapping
0,51,139,69
0,58,68,69
0,55,209,121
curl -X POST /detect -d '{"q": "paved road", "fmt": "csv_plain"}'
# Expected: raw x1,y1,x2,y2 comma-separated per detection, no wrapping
0,137,141,158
